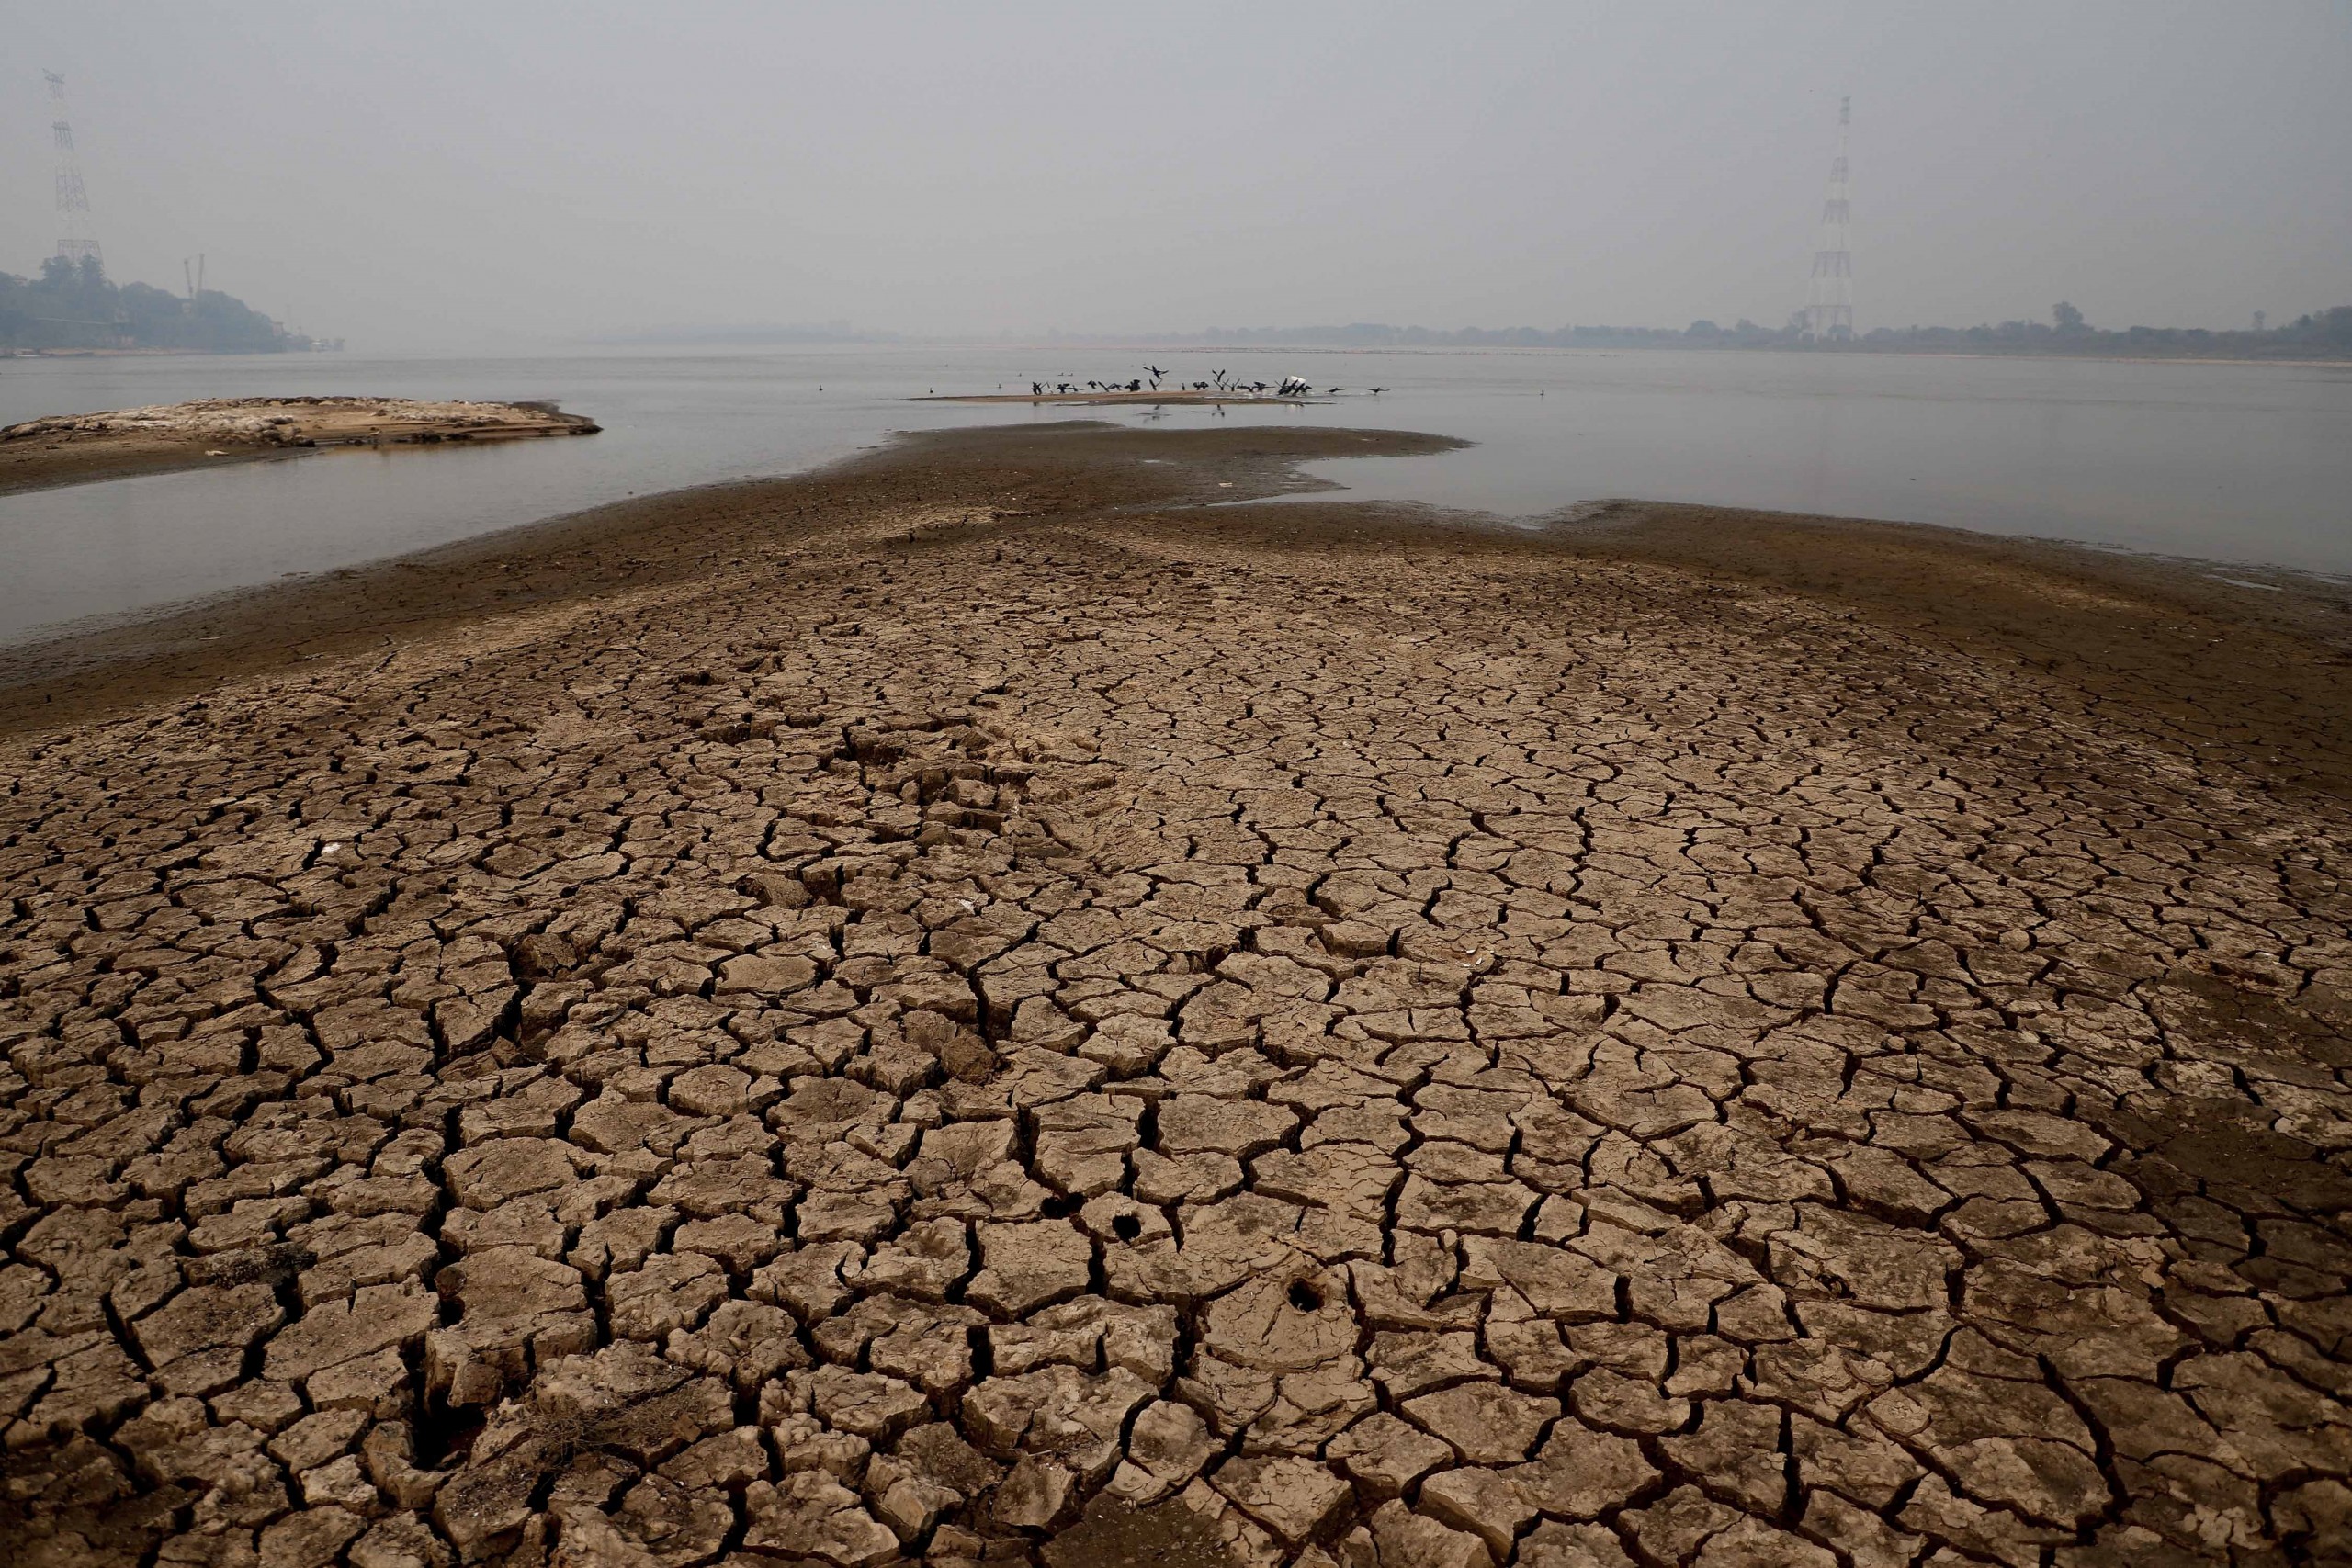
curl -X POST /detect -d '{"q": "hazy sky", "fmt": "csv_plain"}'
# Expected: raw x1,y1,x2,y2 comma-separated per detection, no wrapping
10,1,2350,349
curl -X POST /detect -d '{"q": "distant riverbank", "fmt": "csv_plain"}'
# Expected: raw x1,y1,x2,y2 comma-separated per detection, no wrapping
1156,304,2352,361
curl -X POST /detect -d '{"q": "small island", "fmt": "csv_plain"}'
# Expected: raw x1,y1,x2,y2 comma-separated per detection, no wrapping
914,389,1327,405
0,395,601,494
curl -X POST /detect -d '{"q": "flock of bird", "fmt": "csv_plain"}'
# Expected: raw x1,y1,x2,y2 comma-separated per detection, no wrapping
1025,368,1385,398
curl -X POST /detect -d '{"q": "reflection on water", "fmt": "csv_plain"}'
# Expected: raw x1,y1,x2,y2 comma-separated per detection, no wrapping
2,345,2346,643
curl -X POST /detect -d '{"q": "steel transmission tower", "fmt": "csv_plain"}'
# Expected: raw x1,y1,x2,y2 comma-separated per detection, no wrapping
1804,96,1852,340
46,71,103,273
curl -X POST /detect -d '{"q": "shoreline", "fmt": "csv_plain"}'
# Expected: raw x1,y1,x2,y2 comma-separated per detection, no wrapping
0,437,306,496
6,420,2349,773
2,422,2349,1565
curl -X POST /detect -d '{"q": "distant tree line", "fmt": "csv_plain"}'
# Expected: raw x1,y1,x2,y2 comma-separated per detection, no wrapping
1171,303,2352,359
0,256,312,353
585,321,900,346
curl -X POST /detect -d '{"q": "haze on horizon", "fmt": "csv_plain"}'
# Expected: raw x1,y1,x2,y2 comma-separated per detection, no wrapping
8,0,2349,354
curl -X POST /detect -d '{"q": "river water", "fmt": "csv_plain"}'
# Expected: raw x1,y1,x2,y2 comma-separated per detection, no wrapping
2,344,2347,643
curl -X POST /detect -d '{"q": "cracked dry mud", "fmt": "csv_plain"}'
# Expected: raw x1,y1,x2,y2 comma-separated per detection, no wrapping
3,423,2350,1568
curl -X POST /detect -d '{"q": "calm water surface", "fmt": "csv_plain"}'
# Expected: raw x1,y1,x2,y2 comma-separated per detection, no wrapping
2,345,2346,643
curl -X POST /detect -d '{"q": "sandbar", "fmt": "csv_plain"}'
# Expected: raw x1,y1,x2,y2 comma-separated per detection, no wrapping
911,389,1331,405
0,396,600,496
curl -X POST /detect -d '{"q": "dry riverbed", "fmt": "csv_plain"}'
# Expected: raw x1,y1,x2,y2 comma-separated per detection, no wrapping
0,397,599,495
2,422,2349,1567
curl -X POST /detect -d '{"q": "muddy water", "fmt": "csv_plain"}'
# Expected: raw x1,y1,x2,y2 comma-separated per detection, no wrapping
2,344,2346,642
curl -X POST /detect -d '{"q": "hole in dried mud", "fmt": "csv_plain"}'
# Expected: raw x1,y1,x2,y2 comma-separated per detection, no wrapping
1112,1213,1143,1242
1287,1279,1324,1313
413,1394,487,1471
